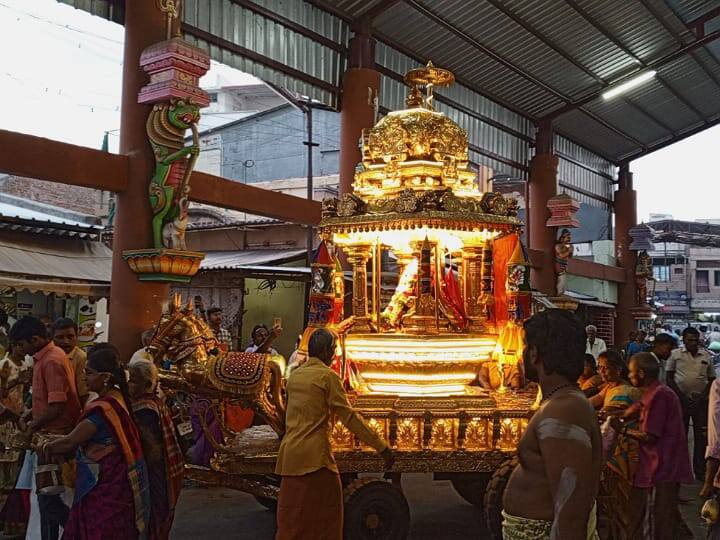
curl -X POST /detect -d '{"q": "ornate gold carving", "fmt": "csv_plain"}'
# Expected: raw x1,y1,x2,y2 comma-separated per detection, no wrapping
337,193,366,217
430,418,458,450
395,188,419,213
319,212,520,237
321,197,338,219
480,192,509,216
396,418,422,450
464,418,490,450
496,417,528,451
331,420,355,451
361,418,388,451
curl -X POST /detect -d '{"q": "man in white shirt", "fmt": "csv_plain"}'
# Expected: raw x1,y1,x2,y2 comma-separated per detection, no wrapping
585,325,607,360
667,326,714,479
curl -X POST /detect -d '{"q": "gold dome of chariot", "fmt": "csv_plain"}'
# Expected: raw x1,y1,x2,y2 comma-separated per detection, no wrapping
355,62,477,201
319,61,520,235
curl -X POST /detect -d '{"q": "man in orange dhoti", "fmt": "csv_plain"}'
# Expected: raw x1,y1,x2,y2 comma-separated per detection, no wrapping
275,328,394,540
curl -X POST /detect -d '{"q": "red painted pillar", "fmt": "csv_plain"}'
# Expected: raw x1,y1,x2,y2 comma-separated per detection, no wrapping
339,28,379,195
614,162,638,343
109,1,170,360
528,120,558,296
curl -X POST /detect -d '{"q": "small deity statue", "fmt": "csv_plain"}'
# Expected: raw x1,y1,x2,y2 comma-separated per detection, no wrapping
554,229,573,296
635,250,654,306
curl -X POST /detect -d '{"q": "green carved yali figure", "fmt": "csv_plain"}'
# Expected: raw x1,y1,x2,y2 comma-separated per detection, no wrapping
147,98,201,250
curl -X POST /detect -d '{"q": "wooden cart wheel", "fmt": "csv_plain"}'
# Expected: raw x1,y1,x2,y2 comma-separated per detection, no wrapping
253,494,277,511
449,473,491,508
250,474,280,512
483,457,519,540
344,478,410,540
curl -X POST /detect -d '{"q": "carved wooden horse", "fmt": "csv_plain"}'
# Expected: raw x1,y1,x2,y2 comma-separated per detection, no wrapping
148,295,286,437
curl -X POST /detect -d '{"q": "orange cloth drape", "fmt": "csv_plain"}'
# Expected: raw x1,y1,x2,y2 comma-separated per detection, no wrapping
492,233,520,326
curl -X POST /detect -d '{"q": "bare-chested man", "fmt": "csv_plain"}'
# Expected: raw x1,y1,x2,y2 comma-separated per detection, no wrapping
503,310,603,540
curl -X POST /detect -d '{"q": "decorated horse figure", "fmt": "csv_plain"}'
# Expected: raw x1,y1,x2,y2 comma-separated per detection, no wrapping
147,295,286,437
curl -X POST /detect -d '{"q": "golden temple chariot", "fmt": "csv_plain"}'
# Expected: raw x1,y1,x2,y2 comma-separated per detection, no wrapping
309,62,535,457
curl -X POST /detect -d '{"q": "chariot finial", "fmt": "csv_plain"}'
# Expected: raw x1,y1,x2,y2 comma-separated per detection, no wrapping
404,61,454,111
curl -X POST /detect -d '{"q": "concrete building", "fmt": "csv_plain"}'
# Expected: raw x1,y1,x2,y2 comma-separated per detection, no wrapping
689,246,720,317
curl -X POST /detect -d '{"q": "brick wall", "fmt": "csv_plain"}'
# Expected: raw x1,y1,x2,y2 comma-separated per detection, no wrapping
0,175,106,216
591,307,615,346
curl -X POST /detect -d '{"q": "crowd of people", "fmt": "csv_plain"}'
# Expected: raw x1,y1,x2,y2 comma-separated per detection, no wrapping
0,315,183,540
504,312,720,540
3,300,720,540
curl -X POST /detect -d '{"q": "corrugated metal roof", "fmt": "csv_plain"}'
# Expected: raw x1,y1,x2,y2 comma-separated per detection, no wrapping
200,249,306,270
666,0,720,23
0,192,103,238
58,0,720,164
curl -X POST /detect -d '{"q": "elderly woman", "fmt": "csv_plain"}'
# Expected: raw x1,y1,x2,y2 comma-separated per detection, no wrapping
590,350,642,411
42,343,149,540
128,360,183,540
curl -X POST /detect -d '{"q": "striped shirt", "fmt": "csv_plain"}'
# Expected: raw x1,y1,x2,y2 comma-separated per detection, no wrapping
214,327,233,352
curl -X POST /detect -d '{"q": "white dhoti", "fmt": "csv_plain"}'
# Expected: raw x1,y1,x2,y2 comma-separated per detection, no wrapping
502,502,599,540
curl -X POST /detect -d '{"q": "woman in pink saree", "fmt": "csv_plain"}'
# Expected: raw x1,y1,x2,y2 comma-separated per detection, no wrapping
42,344,150,540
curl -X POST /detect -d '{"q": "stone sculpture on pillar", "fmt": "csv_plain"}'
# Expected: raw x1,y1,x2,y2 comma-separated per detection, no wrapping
553,229,573,296
546,193,580,297
635,251,654,307
122,0,211,283
628,226,657,321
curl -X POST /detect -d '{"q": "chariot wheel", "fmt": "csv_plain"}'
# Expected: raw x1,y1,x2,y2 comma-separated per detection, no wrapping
248,474,280,512
253,494,277,511
449,473,491,508
343,478,410,540
483,457,518,540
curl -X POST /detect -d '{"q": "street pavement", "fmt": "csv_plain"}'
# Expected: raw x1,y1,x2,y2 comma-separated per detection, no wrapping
171,473,709,539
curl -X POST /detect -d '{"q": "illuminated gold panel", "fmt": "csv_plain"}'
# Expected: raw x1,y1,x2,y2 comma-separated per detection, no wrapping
496,417,529,451
396,417,422,450
345,334,497,396
430,418,458,450
331,420,355,451
334,228,499,253
361,417,389,451
464,418,490,450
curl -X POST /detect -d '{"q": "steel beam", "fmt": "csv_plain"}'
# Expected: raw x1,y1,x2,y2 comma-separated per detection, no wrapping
404,0,643,148
486,0,679,132
545,21,720,120
230,0,346,53
373,30,533,121
405,0,572,104
355,0,403,22
182,24,339,96
637,0,720,93
621,113,720,161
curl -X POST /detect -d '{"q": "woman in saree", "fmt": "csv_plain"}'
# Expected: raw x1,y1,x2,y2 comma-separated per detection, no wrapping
41,343,149,540
128,360,183,540
591,350,642,539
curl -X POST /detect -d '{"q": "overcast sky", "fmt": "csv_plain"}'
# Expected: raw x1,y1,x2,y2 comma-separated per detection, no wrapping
1,0,717,223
